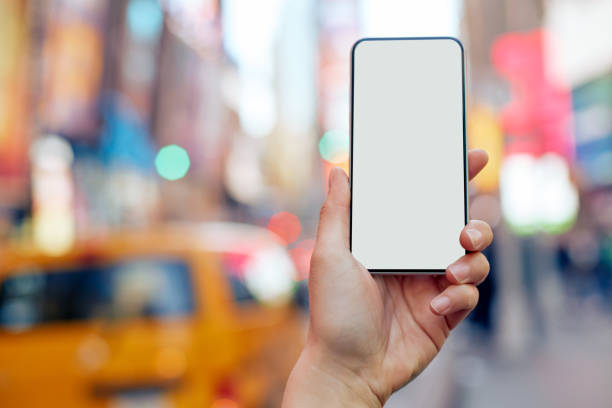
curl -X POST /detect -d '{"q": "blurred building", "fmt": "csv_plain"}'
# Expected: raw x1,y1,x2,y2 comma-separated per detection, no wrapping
1,0,612,407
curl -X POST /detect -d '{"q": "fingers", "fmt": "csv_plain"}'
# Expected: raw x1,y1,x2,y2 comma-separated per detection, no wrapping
428,217,493,328
446,252,490,285
430,284,478,317
460,220,493,252
315,167,351,249
468,149,488,180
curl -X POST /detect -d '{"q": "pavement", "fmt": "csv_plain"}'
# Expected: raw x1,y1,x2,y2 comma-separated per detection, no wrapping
386,297,612,408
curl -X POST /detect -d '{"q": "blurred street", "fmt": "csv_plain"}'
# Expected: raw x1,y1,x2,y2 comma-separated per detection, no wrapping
389,291,612,408
1,0,612,407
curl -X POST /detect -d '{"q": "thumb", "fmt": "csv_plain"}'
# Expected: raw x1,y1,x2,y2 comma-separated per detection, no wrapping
316,167,350,249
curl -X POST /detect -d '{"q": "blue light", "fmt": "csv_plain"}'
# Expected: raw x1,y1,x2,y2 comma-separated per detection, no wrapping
127,0,164,42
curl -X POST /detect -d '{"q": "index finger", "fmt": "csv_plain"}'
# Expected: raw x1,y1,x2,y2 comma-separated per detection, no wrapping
468,149,488,181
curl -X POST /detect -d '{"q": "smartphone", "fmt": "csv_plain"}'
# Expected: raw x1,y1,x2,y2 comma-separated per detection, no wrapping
350,37,468,274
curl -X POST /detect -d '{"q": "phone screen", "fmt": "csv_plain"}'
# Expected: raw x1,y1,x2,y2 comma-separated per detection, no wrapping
350,38,467,273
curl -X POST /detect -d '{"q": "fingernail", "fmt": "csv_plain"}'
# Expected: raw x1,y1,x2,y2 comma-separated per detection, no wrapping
466,228,482,247
430,295,451,314
449,262,470,283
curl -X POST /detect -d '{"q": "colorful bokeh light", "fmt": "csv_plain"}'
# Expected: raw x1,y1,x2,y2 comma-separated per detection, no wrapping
127,0,164,42
318,130,349,163
267,211,301,245
155,144,191,181
500,153,578,235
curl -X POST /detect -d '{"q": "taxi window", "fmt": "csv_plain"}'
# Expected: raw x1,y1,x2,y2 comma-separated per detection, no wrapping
221,253,257,305
227,275,256,304
0,258,195,329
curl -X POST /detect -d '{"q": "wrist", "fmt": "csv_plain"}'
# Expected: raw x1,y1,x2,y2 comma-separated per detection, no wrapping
283,342,384,408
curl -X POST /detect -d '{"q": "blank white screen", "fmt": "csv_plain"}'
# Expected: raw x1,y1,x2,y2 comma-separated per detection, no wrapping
351,38,466,271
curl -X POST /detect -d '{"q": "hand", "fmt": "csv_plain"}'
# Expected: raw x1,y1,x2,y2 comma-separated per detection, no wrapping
283,149,493,407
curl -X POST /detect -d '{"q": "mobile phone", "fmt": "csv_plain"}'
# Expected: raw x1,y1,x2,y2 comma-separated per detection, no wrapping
350,37,468,274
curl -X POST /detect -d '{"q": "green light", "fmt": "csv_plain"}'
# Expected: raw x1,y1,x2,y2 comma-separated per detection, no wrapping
318,130,348,163
155,144,190,180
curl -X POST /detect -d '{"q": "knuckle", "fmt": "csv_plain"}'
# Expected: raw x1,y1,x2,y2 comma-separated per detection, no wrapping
310,247,327,266
457,285,479,309
474,220,494,244
319,203,331,219
471,219,492,233
319,201,344,221
469,219,487,228
470,253,490,286
474,252,490,272
468,286,480,308
311,245,342,267
482,255,491,273
484,226,494,245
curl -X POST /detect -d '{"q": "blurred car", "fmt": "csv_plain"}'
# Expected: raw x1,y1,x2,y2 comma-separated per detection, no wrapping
0,222,305,408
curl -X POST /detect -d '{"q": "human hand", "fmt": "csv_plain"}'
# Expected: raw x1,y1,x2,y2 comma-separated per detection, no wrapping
283,149,493,407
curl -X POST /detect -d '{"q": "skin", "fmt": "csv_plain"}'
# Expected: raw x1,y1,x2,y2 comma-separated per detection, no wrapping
283,149,493,407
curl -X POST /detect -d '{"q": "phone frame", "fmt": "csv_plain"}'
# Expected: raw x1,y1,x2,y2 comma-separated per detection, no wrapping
349,36,469,274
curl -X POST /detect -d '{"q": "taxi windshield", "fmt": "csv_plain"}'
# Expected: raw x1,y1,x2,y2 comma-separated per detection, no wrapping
0,258,195,330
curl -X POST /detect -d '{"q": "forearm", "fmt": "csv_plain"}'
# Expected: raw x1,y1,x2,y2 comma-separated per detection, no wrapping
282,345,383,408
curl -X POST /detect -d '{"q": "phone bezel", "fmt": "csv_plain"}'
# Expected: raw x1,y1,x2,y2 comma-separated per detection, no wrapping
349,36,469,274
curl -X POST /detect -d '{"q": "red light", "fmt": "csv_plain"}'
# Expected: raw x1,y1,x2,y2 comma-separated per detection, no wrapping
222,252,250,278
213,377,238,406
491,29,574,161
267,212,301,246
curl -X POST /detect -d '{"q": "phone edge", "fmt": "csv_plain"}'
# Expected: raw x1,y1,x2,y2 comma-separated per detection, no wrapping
348,36,469,275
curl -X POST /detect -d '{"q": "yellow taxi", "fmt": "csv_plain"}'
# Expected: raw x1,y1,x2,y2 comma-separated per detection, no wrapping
0,222,306,407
